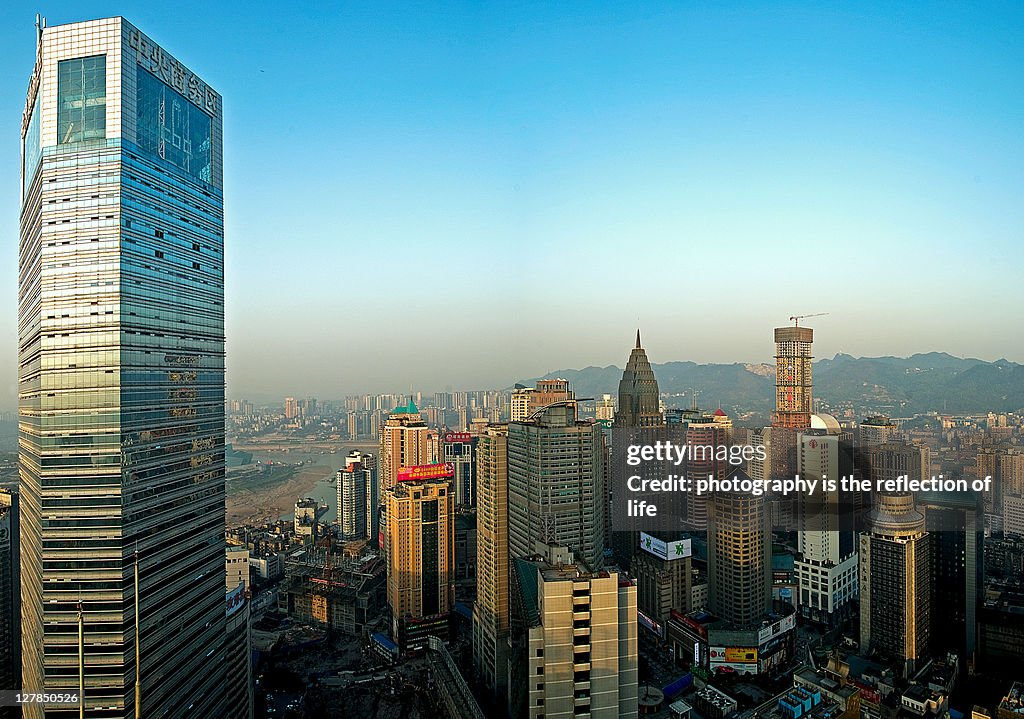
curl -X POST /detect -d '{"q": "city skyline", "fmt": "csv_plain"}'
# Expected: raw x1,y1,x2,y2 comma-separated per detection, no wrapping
1,1,1022,406
6,8,1024,719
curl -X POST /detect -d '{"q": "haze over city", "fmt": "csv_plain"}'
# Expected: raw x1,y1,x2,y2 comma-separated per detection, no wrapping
1,0,1022,407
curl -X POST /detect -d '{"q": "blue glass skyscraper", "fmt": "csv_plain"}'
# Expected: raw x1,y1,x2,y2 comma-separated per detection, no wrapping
19,18,227,718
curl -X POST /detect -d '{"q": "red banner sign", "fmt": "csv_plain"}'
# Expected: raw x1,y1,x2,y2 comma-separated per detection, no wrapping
396,463,455,482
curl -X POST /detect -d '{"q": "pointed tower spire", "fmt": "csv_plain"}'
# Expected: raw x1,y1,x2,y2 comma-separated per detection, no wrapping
635,328,642,349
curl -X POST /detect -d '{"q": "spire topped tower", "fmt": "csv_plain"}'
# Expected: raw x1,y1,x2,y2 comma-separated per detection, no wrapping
615,330,662,428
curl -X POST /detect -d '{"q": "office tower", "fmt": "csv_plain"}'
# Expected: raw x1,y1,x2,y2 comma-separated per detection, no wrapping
508,544,638,719
684,415,729,531
859,415,901,446
794,417,858,627
613,331,678,571
442,430,477,507
634,533,693,630
378,399,431,496
707,468,771,627
920,491,983,664
0,490,19,693
19,18,226,717
224,583,253,719
385,479,454,650
866,441,923,493
614,330,662,427
508,402,606,570
337,451,374,541
859,487,931,676
472,425,509,707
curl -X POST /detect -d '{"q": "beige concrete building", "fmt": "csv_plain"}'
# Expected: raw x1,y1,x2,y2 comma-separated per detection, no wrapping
385,479,454,650
509,544,638,719
226,545,249,592
472,425,510,707
379,400,433,496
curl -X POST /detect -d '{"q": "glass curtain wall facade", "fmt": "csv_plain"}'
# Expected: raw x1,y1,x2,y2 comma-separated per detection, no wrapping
19,18,226,718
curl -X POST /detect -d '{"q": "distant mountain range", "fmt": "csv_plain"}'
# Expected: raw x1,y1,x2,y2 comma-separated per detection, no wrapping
523,352,1024,415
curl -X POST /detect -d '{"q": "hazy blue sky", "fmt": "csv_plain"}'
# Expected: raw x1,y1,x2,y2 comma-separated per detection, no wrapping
1,1,1022,407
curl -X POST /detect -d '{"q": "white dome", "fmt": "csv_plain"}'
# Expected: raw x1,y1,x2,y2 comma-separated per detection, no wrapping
809,413,841,435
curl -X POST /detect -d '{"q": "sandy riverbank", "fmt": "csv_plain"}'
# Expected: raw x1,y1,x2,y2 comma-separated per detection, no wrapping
226,463,331,527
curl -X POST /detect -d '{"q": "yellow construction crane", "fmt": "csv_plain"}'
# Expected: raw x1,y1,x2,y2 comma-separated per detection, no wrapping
789,312,829,327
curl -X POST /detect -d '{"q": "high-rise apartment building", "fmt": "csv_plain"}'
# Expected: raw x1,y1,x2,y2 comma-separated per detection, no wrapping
379,400,431,496
509,544,638,719
385,479,454,650
1002,450,1024,498
0,490,19,694
707,468,771,627
19,18,226,717
795,417,858,626
510,386,532,423
472,425,510,708
509,402,606,570
337,451,374,541
284,397,299,420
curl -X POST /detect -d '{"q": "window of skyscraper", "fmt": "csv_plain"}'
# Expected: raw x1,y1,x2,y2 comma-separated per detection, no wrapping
57,55,106,144
23,95,40,193
136,66,212,183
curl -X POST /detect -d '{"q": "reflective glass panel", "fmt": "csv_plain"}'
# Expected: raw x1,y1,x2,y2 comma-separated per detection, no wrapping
57,55,106,144
136,66,212,182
